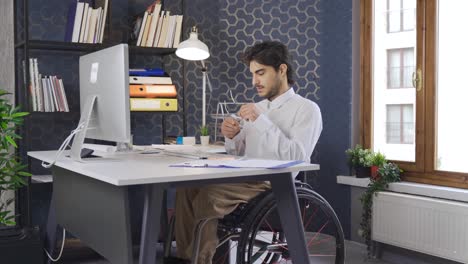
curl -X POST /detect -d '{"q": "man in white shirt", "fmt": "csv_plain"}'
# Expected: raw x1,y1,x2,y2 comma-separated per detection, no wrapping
169,41,322,264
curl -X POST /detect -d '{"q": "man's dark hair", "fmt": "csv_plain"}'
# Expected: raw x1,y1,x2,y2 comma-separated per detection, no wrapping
241,41,295,85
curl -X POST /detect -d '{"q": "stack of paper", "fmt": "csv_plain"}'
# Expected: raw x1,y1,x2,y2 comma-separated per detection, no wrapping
170,159,303,169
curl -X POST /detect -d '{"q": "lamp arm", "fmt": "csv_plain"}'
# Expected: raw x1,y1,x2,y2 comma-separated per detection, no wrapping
202,68,207,127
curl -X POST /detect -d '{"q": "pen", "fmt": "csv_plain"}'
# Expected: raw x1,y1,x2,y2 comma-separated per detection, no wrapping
230,114,242,121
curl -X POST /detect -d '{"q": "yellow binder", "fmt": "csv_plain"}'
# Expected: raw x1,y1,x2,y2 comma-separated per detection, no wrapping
129,98,178,111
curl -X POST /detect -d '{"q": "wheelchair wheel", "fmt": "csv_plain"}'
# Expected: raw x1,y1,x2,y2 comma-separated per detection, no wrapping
236,185,345,264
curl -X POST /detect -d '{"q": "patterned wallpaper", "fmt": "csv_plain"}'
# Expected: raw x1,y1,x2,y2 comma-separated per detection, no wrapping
20,0,353,237
182,0,353,237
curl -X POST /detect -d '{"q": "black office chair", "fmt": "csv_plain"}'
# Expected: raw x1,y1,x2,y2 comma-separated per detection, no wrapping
163,180,345,264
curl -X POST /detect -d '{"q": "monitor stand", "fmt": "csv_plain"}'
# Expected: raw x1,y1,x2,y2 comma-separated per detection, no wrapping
70,95,97,162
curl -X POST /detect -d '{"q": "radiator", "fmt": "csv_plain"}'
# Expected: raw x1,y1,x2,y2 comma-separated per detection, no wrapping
372,191,468,263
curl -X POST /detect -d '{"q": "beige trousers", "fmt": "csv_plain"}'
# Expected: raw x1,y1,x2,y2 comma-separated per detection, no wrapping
175,182,271,264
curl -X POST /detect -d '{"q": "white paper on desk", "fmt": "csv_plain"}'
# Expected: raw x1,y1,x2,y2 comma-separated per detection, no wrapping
170,159,303,169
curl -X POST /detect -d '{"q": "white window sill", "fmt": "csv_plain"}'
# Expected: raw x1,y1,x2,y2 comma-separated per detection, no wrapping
337,175,468,203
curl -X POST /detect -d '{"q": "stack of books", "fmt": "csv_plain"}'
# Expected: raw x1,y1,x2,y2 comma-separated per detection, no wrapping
25,58,70,112
131,0,183,48
65,0,108,44
129,69,178,111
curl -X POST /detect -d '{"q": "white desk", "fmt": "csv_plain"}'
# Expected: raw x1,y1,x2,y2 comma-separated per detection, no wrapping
28,150,319,264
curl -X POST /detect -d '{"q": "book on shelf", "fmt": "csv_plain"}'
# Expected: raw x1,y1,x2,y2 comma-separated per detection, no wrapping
136,11,149,46
130,98,177,111
86,8,98,43
67,0,108,44
78,2,89,42
33,59,42,111
26,58,70,112
131,0,183,48
141,14,153,47
95,0,109,43
153,11,165,47
130,84,177,98
156,11,170,48
145,1,162,47
28,58,37,111
65,0,80,42
173,15,183,48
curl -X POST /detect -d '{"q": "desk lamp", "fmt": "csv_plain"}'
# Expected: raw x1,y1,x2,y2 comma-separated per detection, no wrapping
175,26,210,128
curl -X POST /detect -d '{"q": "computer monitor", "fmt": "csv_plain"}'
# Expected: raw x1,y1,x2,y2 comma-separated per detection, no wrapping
70,44,130,162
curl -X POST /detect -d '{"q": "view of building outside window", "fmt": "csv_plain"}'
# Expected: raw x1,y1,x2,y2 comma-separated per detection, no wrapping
373,0,416,161
436,1,468,173
386,104,414,144
387,0,415,33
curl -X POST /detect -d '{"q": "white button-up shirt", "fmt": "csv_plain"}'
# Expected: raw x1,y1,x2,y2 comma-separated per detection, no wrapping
225,88,322,163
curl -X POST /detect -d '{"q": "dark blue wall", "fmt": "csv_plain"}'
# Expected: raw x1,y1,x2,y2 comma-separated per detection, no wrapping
318,0,353,238
24,0,353,238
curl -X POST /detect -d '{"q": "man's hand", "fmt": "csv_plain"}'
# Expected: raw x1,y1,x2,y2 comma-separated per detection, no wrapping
221,117,241,139
238,103,260,122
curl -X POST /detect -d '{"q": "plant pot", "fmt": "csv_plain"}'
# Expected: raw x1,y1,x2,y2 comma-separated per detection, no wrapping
355,166,371,178
371,165,380,179
200,136,210,146
0,226,43,264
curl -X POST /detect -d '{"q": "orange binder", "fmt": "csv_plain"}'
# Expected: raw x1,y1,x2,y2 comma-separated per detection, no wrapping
129,84,177,98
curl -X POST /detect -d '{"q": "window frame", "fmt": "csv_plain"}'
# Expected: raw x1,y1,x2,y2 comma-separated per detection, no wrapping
360,0,468,189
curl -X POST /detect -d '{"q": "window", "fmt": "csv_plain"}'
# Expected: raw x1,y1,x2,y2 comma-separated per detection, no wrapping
387,0,416,33
387,48,414,89
361,0,468,188
386,104,414,144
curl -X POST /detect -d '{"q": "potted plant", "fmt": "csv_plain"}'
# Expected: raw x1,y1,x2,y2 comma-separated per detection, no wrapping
0,90,30,226
370,152,387,180
199,125,209,146
345,145,373,178
360,162,402,256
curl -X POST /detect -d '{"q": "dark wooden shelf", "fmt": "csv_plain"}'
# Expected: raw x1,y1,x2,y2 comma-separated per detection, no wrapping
15,40,176,55
129,45,176,55
15,40,108,52
29,111,77,115
28,112,79,120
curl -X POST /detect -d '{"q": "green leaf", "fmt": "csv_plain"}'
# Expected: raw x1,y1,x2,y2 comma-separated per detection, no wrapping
11,112,29,117
18,171,32,177
4,135,17,148
0,90,10,97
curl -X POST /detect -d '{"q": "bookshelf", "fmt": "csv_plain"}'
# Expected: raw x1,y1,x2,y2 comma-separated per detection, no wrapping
13,0,186,230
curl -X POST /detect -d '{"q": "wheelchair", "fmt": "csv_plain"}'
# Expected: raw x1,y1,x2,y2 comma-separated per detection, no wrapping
164,180,345,264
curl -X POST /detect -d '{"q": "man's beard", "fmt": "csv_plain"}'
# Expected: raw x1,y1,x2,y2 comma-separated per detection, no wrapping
265,79,282,100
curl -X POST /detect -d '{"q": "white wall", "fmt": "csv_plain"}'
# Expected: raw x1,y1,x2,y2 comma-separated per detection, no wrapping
0,0,16,221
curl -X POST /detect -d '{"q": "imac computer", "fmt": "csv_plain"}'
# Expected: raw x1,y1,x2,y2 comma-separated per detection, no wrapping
70,44,130,162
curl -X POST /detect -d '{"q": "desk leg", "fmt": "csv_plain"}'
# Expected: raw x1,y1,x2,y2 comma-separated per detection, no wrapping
45,191,58,264
139,184,165,264
270,173,310,264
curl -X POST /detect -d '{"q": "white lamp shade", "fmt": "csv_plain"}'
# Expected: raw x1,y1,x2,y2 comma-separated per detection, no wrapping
176,31,210,61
